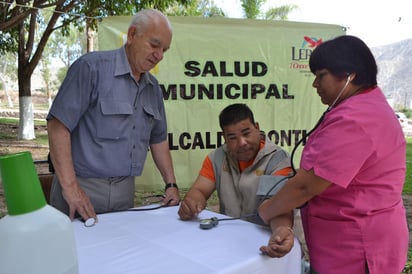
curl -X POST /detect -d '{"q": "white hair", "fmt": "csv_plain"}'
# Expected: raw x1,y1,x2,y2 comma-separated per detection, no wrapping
129,9,172,35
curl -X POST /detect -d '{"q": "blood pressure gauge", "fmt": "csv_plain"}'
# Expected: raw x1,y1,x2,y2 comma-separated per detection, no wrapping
199,217,219,229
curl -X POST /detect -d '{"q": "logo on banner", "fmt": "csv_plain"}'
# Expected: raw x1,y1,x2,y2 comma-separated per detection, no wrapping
302,36,323,48
289,36,324,74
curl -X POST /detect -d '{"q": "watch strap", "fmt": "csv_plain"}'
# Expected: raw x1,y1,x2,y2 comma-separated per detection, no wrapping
165,183,178,191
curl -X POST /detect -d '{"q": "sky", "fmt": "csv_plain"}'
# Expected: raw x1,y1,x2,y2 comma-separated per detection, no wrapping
215,0,412,47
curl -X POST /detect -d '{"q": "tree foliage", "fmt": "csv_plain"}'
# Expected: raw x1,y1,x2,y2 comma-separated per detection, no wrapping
0,0,34,31
0,0,195,139
265,5,297,20
241,0,296,20
48,26,83,68
0,0,294,139
241,0,265,19
165,0,225,17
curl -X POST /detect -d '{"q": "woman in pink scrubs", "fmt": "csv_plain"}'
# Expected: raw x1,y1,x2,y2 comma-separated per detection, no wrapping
258,35,408,273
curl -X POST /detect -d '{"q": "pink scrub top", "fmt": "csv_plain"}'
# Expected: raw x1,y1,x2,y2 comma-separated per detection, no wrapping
300,87,409,274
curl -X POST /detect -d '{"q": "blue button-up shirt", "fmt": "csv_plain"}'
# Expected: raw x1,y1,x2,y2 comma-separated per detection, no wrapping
48,47,168,177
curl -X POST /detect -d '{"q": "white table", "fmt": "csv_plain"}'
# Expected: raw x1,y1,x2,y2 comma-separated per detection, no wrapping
73,205,302,274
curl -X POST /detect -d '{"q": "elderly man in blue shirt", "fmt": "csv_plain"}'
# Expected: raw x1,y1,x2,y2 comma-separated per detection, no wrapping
47,9,179,223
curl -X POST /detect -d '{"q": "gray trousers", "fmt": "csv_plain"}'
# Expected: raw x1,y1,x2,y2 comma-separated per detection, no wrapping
50,175,135,217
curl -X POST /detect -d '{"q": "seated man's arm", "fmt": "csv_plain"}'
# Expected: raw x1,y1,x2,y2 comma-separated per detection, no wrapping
260,211,294,258
259,166,295,257
178,175,215,220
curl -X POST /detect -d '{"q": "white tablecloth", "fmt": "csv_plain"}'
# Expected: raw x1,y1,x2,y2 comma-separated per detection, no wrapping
73,205,302,274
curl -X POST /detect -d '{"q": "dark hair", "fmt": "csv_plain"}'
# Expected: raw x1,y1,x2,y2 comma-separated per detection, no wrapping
309,35,377,87
219,103,255,129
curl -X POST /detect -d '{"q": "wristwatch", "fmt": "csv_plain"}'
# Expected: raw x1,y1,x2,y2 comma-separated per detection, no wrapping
165,183,178,191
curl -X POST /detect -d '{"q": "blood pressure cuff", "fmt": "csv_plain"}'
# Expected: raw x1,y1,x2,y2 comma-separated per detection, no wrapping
256,175,288,199
248,175,288,226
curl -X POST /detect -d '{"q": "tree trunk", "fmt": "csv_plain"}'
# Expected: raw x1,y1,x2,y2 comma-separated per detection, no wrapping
0,76,14,108
16,15,37,140
86,23,95,52
16,64,36,139
17,72,35,140
18,96,35,140
48,96,52,110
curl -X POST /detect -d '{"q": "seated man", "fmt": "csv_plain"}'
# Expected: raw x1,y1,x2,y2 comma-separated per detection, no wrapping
178,103,295,257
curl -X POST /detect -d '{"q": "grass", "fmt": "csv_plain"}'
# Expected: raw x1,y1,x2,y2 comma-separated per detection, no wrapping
0,117,48,145
0,118,18,140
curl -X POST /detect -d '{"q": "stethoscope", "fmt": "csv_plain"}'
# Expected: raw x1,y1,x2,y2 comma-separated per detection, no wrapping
289,74,352,173
199,75,353,229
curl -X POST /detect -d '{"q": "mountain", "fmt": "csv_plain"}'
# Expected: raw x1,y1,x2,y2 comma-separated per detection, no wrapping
371,38,412,109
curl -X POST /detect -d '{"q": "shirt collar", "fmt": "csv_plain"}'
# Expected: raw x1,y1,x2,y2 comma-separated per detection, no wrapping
114,46,154,86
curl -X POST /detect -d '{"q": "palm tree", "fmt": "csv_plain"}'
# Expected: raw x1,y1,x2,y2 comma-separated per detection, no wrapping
241,0,297,20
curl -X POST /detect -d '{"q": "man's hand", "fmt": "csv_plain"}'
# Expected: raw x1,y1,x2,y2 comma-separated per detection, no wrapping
259,226,294,258
163,186,180,206
178,189,207,220
62,183,97,222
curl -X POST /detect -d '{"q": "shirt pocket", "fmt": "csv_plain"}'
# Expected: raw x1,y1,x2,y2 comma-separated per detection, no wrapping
96,101,133,140
142,105,161,123
139,105,162,143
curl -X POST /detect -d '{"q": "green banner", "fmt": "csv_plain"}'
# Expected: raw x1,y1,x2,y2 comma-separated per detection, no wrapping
98,16,345,190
